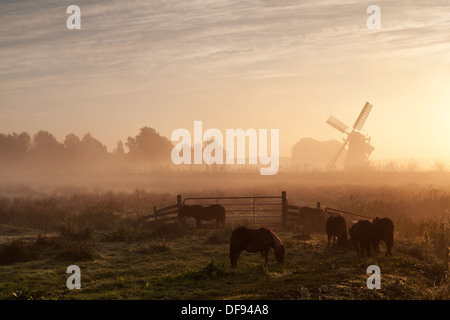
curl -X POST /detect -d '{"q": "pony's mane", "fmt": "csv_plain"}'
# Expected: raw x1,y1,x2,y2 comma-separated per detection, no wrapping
270,230,284,252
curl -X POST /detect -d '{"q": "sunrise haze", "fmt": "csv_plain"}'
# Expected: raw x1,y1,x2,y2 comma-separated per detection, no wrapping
1,0,450,165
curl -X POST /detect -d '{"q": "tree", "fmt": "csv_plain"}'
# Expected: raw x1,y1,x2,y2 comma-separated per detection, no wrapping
0,132,30,163
64,133,82,155
113,140,125,157
126,127,173,166
28,131,66,170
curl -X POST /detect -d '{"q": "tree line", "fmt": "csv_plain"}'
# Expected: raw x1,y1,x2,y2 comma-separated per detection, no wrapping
0,127,174,173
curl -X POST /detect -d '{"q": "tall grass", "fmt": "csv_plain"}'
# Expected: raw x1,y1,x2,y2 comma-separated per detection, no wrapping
0,239,40,265
0,186,448,266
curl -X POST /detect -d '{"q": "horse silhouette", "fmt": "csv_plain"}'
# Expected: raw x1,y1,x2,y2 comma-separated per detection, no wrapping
229,227,285,268
297,207,329,232
178,204,225,228
349,220,373,257
326,215,348,247
371,217,394,256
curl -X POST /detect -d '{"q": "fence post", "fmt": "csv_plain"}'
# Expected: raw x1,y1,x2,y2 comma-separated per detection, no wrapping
252,198,255,223
282,191,287,228
153,205,157,221
177,195,182,215
176,195,183,225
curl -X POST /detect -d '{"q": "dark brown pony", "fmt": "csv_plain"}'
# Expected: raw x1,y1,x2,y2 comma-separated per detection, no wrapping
349,220,373,257
178,205,225,228
371,217,394,256
326,215,348,247
229,227,285,268
297,207,329,232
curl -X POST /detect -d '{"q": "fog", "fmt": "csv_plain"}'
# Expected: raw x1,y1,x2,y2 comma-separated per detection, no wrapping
1,126,449,197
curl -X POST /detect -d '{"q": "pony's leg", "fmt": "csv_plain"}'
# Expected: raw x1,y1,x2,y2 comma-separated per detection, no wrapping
386,240,392,256
327,234,331,246
196,219,201,228
364,241,370,257
374,240,380,253
230,249,241,268
355,241,360,254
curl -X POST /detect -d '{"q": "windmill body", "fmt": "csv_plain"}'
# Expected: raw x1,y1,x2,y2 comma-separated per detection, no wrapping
326,102,374,169
344,131,374,168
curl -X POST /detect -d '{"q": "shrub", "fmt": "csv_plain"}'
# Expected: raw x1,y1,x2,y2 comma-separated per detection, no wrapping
137,238,170,254
181,260,226,280
143,221,187,239
204,228,232,244
33,234,54,248
102,225,140,242
58,220,92,242
0,239,40,265
55,240,95,261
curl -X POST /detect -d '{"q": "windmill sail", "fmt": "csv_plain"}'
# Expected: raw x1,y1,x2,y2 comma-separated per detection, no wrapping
353,102,372,131
330,139,349,165
327,116,349,133
326,101,374,167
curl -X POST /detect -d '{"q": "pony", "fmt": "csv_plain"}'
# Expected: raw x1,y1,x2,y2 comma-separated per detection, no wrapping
178,204,225,228
297,207,329,233
326,215,348,247
229,227,285,268
349,220,373,257
371,217,394,256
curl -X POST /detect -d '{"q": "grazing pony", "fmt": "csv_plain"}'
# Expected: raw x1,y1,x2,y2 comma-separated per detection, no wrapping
349,220,373,257
229,227,285,268
178,205,225,228
326,215,348,247
297,207,329,233
371,217,394,256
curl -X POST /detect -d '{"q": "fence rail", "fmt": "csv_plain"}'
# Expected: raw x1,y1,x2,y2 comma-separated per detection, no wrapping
183,193,287,226
183,196,283,204
141,195,182,222
140,193,373,228
325,207,373,219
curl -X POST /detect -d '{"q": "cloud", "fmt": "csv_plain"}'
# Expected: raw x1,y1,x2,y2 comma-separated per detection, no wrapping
1,0,449,92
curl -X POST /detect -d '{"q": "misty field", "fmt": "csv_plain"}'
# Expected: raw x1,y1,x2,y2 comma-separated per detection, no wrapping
0,181,448,300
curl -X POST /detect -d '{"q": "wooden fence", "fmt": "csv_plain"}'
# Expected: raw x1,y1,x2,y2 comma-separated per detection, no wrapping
141,195,182,223
140,193,372,228
282,201,375,227
141,192,289,227
325,207,373,220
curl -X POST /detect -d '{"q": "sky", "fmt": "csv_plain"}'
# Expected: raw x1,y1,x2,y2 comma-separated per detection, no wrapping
1,0,450,165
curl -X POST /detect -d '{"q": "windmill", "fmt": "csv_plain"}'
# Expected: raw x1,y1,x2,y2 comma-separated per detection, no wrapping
326,102,374,168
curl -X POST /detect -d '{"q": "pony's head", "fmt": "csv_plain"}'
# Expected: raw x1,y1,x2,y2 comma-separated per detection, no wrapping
179,205,197,218
178,205,188,218
270,231,285,263
274,244,285,263
337,233,349,247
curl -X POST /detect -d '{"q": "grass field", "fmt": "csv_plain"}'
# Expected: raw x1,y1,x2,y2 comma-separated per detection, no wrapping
0,182,448,300
0,220,448,300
